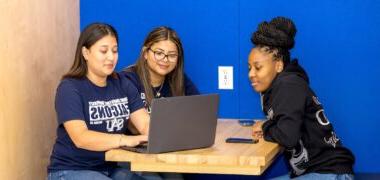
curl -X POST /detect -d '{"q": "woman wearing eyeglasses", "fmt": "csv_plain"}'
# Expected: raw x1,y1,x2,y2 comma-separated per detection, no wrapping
120,26,198,180
121,26,199,114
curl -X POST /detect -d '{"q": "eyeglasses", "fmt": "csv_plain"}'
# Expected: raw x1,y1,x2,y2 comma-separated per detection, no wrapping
148,48,178,63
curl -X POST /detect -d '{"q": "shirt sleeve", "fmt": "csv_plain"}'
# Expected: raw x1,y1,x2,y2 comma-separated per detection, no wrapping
55,80,85,125
119,75,144,113
120,70,143,93
184,74,200,95
262,82,307,148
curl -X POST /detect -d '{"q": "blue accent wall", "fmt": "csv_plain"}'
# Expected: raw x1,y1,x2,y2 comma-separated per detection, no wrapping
81,0,380,175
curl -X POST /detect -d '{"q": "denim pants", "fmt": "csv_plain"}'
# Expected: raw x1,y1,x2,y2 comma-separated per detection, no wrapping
271,173,354,180
47,167,143,180
118,162,184,180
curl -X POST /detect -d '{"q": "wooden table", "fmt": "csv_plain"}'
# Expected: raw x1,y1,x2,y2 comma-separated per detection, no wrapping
106,119,281,175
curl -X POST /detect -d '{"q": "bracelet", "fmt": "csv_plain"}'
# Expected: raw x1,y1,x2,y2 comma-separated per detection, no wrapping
118,134,123,147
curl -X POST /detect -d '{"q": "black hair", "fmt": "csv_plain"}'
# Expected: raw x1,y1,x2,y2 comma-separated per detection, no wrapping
251,17,297,66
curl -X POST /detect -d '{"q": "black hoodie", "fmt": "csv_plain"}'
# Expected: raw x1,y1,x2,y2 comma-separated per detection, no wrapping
261,60,355,178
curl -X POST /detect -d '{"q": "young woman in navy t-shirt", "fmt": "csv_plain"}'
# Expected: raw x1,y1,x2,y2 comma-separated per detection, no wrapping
47,23,150,180
121,26,199,114
120,26,198,180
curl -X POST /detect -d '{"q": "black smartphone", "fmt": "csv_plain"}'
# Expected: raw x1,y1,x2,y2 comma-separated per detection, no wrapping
225,137,258,144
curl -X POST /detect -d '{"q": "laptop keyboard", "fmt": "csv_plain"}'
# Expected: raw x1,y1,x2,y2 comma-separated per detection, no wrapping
120,143,148,153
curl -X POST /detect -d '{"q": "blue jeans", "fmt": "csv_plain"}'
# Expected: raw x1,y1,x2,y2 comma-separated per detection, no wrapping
118,162,183,180
271,173,354,180
48,168,143,180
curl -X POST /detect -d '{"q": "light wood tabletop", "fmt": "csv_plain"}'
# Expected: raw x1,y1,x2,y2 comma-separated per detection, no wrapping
105,119,281,175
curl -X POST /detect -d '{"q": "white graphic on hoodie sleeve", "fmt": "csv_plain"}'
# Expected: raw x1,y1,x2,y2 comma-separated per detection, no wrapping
324,131,340,148
289,140,309,176
89,97,130,132
316,109,330,126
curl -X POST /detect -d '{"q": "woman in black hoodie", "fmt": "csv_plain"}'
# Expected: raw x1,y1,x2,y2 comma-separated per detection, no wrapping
249,17,355,179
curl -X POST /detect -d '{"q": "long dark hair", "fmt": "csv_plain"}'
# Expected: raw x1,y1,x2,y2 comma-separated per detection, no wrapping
63,23,119,79
126,26,185,106
251,17,297,67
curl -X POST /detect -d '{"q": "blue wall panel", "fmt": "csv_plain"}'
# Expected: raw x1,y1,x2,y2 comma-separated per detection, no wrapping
81,0,380,174
81,0,240,118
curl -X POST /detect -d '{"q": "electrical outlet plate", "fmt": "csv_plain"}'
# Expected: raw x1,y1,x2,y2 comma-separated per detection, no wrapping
218,66,233,90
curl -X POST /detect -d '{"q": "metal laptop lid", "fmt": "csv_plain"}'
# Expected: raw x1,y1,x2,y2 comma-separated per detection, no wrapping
146,94,219,153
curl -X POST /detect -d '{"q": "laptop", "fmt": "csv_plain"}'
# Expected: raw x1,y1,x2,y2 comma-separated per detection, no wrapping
121,94,219,154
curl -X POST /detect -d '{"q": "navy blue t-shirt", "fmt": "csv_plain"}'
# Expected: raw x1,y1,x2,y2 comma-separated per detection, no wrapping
120,67,200,113
48,75,144,172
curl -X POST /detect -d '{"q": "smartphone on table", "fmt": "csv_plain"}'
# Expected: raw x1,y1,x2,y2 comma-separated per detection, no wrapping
225,137,258,144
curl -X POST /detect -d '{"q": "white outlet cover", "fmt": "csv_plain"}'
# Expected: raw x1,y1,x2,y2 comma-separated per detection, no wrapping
218,66,233,90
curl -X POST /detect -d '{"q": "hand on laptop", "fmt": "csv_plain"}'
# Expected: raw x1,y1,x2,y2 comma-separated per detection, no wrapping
120,135,148,147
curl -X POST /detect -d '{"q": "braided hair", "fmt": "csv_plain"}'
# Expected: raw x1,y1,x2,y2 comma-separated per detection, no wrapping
251,17,297,66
